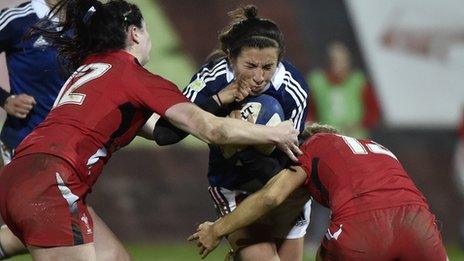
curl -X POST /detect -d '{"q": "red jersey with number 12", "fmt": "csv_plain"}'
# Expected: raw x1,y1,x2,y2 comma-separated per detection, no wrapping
15,51,189,186
297,133,428,220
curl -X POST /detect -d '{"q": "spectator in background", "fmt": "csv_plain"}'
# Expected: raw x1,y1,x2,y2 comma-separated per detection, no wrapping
454,108,464,249
307,41,380,139
305,40,382,251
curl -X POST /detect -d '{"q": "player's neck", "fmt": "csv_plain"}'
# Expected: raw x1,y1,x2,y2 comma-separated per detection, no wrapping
122,49,143,66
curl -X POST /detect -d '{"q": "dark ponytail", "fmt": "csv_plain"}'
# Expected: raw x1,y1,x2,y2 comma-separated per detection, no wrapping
31,0,143,73
207,5,284,63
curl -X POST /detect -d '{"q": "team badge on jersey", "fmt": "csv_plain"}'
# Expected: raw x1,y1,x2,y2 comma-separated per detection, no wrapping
186,78,206,92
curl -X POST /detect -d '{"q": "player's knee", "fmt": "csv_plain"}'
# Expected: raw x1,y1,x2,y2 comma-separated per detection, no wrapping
277,238,304,261
236,242,279,261
0,224,27,259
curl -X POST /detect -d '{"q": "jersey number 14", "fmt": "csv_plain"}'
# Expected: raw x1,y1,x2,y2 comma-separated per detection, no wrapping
338,135,398,160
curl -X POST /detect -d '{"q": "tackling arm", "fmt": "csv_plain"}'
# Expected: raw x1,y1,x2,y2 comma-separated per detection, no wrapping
214,166,307,237
188,166,308,258
163,102,302,161
149,95,225,145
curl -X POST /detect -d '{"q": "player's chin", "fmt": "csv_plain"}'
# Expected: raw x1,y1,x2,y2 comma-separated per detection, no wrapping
249,90,262,96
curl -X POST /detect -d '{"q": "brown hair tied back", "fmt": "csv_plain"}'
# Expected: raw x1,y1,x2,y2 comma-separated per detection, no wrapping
230,4,257,21
207,5,284,63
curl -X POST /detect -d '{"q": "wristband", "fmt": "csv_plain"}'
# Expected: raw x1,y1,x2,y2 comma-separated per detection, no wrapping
215,94,223,107
0,88,11,108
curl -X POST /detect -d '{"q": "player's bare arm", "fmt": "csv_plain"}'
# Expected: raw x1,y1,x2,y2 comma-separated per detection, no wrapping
163,102,302,160
188,166,308,258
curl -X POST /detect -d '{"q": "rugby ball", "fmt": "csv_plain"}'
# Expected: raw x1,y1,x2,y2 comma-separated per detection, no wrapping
222,94,285,158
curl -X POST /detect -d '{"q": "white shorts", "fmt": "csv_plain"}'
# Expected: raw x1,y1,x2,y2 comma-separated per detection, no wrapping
208,186,311,239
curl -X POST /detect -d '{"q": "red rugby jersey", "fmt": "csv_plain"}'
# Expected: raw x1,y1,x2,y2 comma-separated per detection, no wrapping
298,133,428,220
15,51,189,186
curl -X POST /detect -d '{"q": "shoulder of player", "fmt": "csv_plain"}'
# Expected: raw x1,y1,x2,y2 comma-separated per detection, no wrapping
270,60,308,111
0,2,35,33
272,60,309,95
301,133,335,151
184,58,230,95
194,58,230,83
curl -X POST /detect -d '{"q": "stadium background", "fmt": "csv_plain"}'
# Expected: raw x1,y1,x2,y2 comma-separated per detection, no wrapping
1,0,463,260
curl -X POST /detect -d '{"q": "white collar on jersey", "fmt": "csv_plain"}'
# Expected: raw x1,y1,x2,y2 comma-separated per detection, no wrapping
32,0,51,19
225,61,286,93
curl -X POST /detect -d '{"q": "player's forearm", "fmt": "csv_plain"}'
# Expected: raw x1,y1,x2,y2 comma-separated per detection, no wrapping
212,169,304,237
212,189,277,238
151,96,222,145
180,106,277,145
165,103,284,146
207,116,277,145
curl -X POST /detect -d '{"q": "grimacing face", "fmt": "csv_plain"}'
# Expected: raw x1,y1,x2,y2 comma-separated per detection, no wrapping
230,47,279,95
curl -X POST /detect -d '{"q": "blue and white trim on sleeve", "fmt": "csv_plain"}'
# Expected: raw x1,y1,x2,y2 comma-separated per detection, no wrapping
183,59,228,102
0,2,34,32
283,71,308,130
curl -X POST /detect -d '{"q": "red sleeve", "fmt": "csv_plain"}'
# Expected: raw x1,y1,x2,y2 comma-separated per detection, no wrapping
297,141,313,187
362,83,381,128
134,71,190,117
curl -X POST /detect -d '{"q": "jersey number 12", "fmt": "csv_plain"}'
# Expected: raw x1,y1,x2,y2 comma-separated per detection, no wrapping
54,63,112,108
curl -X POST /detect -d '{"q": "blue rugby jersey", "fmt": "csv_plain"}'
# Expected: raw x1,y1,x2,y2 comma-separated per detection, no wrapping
0,0,65,149
183,58,310,189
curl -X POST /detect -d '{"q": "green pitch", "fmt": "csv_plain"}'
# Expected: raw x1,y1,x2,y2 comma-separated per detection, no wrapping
5,244,464,260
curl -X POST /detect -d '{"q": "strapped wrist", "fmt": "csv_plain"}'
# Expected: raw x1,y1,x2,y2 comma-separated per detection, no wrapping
215,94,223,107
0,88,11,108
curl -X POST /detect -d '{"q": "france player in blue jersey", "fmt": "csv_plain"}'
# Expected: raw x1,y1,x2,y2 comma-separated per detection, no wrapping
0,0,64,162
154,5,311,260
0,1,130,260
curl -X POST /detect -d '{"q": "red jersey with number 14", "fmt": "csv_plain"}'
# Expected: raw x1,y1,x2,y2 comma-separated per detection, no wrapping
15,51,189,186
297,133,428,220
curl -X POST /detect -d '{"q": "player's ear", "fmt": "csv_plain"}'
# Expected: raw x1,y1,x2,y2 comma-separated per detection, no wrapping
128,25,140,44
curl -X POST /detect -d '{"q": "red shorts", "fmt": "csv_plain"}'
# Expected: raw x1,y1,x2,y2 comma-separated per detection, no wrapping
0,154,93,247
319,205,447,261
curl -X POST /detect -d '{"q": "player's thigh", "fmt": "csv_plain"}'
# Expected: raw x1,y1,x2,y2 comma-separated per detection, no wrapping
227,228,279,261
29,243,96,261
209,187,278,259
269,187,311,236
0,154,93,247
270,189,311,260
276,237,304,261
89,207,131,261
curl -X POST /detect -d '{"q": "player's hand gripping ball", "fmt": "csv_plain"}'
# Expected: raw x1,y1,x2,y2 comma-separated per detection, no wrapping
222,94,285,158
